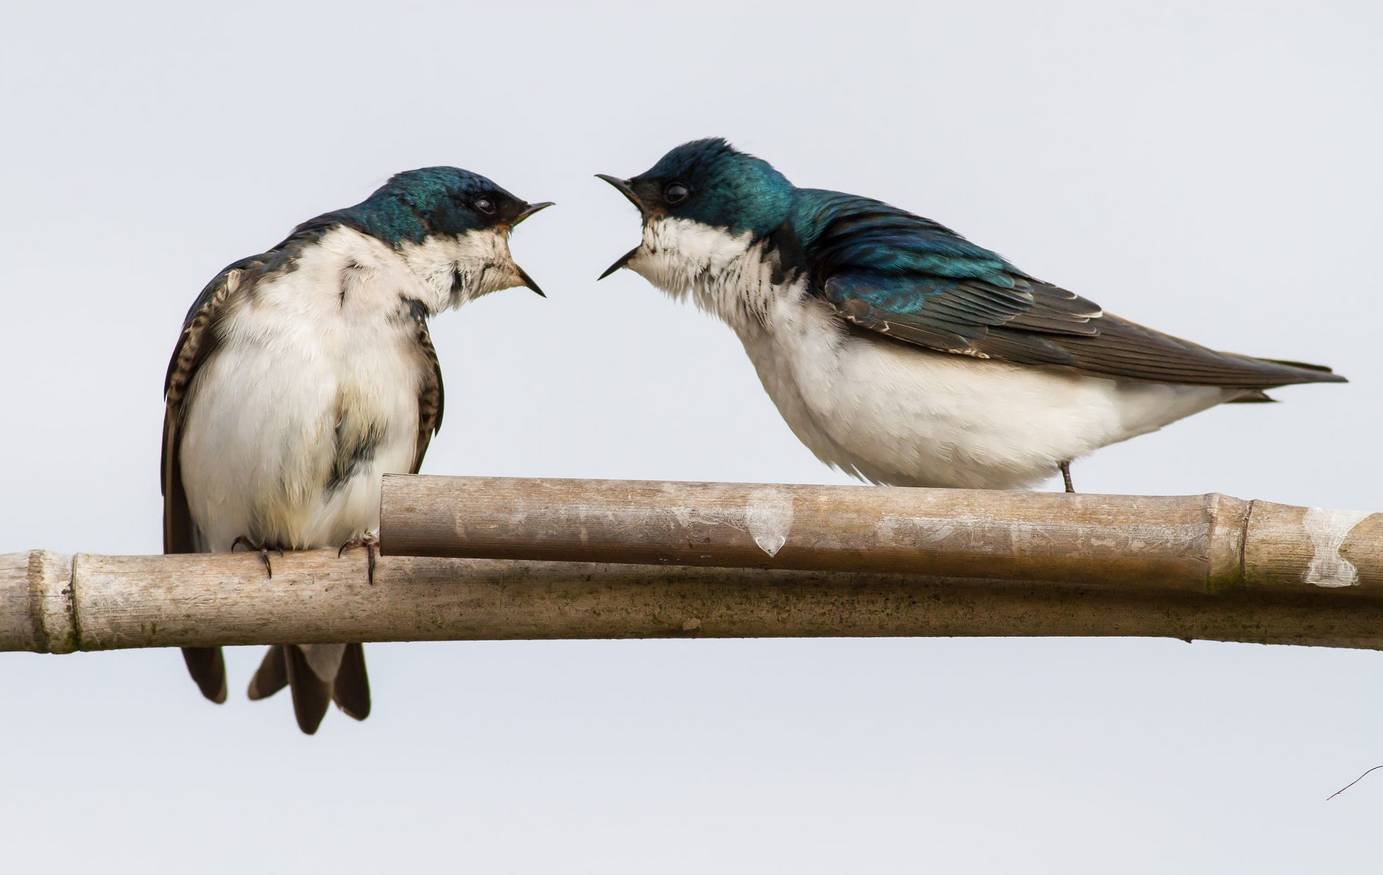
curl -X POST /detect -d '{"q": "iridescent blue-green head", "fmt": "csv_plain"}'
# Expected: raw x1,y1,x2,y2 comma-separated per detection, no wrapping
343,167,550,242
597,139,795,281
304,166,553,299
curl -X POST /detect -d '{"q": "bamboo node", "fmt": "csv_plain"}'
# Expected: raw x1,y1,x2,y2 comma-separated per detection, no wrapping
25,550,76,654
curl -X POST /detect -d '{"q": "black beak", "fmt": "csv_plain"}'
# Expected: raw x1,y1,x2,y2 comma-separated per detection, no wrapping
598,247,639,281
595,174,642,212
510,201,552,296
596,174,643,280
511,200,554,227
515,265,545,297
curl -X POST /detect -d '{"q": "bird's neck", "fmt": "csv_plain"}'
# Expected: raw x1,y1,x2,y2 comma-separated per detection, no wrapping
394,228,519,315
273,226,507,319
629,218,787,337
277,227,422,316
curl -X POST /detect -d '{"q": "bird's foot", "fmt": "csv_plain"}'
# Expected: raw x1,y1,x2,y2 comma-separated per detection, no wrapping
231,536,285,578
1058,461,1076,494
338,533,379,584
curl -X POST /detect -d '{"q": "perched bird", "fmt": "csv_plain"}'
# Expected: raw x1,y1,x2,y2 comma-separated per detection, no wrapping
598,139,1344,491
163,167,551,733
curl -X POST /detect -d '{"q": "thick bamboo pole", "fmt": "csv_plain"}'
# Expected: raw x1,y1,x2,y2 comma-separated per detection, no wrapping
380,476,1383,596
5,549,1383,654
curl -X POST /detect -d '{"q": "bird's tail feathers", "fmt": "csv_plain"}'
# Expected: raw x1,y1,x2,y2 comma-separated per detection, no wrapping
247,643,371,734
333,643,371,720
247,644,288,700
284,645,333,734
1225,389,1277,403
182,646,228,704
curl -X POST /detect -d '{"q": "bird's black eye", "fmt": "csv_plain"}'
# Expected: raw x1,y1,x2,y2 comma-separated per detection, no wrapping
664,183,690,205
474,197,496,215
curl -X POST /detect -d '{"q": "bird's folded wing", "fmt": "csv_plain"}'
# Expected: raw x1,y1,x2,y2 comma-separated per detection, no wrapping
404,303,445,475
802,193,1343,387
162,253,273,705
162,255,270,551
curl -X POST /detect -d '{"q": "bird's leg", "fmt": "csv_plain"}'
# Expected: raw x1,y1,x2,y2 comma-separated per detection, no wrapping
1059,461,1076,494
231,536,282,578
338,532,379,585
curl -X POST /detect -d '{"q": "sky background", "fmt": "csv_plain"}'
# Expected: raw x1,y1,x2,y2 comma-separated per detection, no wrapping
3,0,1381,870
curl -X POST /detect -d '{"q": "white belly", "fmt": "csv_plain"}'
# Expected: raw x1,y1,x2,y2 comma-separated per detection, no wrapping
740,297,1237,489
178,266,423,551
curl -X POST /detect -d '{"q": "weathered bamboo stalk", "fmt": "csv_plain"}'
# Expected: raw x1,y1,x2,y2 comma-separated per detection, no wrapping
4,477,1379,654
380,476,1383,596
5,549,1383,654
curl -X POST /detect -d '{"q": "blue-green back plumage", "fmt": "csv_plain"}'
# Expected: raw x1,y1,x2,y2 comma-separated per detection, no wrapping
621,137,1343,387
782,186,1338,384
782,189,1100,355
789,190,1015,283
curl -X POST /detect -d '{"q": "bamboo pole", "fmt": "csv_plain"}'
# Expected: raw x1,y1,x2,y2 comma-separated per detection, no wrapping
5,549,1383,654
380,476,1383,596
3,476,1380,654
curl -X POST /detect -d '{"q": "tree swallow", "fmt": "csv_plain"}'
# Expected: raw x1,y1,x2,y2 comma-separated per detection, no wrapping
598,138,1344,492
163,167,551,733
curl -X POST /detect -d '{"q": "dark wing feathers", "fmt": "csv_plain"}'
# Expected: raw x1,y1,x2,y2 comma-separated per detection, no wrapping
797,192,1344,388
163,255,271,407
409,307,445,475
162,258,262,550
164,259,261,706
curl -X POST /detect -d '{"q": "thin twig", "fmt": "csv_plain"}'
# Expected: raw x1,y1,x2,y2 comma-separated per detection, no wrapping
1327,764,1383,800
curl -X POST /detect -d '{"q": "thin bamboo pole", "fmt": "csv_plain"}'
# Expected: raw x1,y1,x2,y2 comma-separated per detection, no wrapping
5,549,1383,654
380,476,1383,596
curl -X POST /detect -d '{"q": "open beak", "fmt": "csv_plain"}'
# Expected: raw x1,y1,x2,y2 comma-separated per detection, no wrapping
596,174,643,280
511,200,553,296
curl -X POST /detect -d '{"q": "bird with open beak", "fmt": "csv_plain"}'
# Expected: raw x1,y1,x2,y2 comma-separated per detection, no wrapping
162,167,551,733
598,138,1344,493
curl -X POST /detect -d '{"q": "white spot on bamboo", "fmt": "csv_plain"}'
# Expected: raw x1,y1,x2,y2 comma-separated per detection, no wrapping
1303,508,1371,588
744,487,794,558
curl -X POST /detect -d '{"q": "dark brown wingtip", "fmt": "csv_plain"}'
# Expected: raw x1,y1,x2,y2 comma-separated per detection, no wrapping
1260,358,1348,383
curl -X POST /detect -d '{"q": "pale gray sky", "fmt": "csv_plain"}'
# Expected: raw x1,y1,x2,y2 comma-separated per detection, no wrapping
3,0,1381,870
